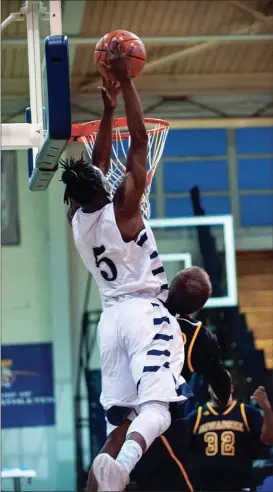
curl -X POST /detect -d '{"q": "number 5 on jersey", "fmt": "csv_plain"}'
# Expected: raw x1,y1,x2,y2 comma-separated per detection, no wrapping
93,245,117,281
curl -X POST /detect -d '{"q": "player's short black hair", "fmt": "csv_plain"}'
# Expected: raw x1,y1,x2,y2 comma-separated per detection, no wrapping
60,157,104,207
166,266,212,316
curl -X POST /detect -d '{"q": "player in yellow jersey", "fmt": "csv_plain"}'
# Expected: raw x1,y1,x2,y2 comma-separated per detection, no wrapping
187,380,273,490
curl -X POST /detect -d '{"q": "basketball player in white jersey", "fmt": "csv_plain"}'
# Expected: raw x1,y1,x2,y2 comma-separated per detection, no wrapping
62,39,189,491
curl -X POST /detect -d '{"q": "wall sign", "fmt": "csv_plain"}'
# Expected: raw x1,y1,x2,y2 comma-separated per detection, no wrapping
1,343,55,428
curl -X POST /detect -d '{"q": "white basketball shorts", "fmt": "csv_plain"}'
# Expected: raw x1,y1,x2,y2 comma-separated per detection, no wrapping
98,297,190,412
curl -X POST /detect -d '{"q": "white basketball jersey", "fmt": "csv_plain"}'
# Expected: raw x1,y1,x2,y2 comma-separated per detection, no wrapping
72,203,168,307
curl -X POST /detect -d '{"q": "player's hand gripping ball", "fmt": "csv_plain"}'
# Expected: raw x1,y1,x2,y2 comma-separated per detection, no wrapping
94,30,146,81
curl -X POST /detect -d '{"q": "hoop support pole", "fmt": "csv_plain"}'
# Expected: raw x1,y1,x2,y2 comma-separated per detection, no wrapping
1,12,24,31
49,0,62,35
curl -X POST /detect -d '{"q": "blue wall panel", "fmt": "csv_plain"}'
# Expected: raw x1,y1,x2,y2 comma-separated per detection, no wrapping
163,160,229,192
235,127,273,154
163,129,228,156
150,198,156,219
238,158,273,190
240,195,273,226
165,196,230,218
150,174,155,194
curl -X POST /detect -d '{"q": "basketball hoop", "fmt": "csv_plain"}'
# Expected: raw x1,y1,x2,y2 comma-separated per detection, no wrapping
71,117,169,219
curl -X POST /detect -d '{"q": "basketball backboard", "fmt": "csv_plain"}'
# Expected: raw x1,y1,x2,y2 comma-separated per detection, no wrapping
149,215,237,308
29,0,70,190
2,1,71,190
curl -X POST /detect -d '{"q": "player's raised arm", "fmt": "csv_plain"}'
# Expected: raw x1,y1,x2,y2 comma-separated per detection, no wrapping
251,386,273,444
91,78,120,175
105,38,148,219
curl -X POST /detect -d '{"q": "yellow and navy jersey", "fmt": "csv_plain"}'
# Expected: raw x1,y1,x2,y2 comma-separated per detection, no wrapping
187,400,263,490
178,316,231,406
132,418,195,491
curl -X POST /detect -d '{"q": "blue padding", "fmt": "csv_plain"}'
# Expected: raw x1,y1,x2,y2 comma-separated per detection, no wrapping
165,196,230,217
45,35,71,139
29,36,71,191
163,129,228,156
235,127,273,154
240,195,273,226
238,158,273,190
163,159,229,192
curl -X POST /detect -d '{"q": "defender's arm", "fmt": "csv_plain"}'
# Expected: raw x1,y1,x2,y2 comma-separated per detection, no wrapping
251,386,273,444
195,329,231,407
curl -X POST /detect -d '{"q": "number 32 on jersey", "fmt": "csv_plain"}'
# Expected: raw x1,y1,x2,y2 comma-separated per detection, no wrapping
204,431,235,456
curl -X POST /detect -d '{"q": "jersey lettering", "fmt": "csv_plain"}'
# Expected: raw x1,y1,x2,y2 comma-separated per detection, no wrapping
93,245,117,281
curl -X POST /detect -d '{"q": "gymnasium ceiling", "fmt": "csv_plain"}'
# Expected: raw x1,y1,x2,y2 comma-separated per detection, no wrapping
2,0,273,122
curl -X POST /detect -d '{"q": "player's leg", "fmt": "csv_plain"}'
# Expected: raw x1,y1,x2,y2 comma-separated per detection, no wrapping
93,305,141,490
93,299,190,490
91,413,194,492
88,418,132,492
113,301,191,474
92,401,171,491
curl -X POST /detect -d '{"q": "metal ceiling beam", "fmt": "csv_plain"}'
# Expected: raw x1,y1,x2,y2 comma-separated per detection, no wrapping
2,108,26,123
167,117,273,129
252,100,273,117
143,19,272,72
174,96,229,118
76,73,273,97
71,103,100,119
3,73,273,99
229,1,273,25
143,98,166,115
2,33,273,46
69,115,273,129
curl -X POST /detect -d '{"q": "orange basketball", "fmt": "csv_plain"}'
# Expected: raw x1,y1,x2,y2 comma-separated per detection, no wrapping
94,30,146,81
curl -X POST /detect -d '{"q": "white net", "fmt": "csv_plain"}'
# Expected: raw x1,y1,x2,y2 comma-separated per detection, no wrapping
79,118,169,218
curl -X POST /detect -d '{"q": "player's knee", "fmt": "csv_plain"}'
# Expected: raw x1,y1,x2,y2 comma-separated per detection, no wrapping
141,401,171,435
127,401,171,448
144,401,171,436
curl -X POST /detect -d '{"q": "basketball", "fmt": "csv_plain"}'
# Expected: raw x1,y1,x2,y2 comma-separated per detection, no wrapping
94,30,146,81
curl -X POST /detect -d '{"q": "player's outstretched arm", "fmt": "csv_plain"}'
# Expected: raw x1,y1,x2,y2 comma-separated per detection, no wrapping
251,386,273,444
119,77,148,212
105,38,148,220
91,78,120,175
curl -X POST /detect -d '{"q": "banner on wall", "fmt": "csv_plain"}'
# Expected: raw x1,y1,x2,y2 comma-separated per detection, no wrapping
1,343,55,428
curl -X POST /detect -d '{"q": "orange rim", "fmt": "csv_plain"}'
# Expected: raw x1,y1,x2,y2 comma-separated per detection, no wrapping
71,117,169,141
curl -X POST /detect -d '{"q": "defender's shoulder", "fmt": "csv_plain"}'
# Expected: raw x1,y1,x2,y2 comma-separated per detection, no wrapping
177,316,201,331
